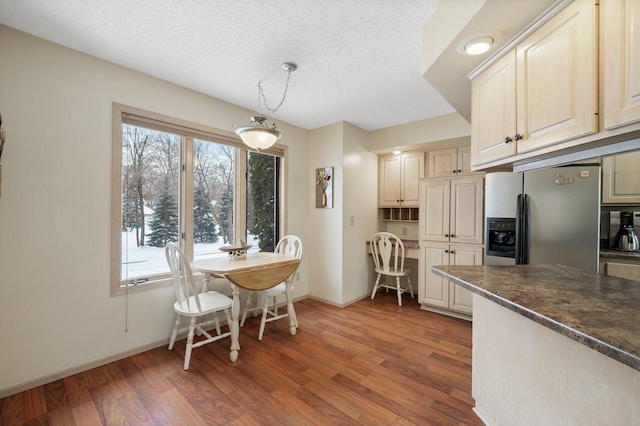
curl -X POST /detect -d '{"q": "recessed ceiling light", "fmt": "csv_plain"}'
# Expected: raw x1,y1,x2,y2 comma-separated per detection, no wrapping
456,33,501,57
464,37,494,55
392,149,402,155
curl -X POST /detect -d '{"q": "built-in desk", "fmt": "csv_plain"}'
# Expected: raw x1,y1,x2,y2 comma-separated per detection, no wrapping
366,239,419,259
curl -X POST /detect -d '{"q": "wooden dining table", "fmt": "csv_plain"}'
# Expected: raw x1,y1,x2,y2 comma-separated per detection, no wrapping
190,252,300,362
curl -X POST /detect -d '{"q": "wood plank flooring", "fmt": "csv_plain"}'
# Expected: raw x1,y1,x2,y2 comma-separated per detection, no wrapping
0,293,483,425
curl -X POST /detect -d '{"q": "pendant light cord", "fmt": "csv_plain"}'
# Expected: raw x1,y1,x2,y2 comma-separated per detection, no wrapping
257,66,294,113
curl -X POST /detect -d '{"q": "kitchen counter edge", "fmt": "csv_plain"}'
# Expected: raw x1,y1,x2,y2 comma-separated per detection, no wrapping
432,264,640,372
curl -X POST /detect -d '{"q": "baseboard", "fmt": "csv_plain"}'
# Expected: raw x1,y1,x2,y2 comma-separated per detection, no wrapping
419,304,472,321
307,293,370,308
0,338,169,399
1,296,314,399
0,316,235,399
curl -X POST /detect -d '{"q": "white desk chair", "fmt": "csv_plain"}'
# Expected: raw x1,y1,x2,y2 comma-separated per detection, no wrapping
165,243,233,370
370,232,414,306
240,235,302,340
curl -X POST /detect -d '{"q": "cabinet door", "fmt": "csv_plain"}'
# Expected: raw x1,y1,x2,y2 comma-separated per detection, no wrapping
448,244,483,314
458,146,473,174
378,155,401,207
516,0,597,153
602,151,640,204
400,151,424,206
419,179,450,242
601,0,640,130
450,177,484,244
471,50,517,166
420,242,450,308
428,148,457,177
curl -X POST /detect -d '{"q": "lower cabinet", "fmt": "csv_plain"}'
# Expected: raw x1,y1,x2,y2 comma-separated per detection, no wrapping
419,241,483,319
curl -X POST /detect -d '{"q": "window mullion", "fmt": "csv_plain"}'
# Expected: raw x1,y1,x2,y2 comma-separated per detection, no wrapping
182,137,194,260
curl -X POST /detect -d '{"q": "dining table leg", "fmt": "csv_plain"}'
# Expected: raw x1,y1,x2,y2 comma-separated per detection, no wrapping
229,284,241,362
285,281,297,336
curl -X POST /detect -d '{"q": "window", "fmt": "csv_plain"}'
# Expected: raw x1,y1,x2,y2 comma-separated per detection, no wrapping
111,103,285,295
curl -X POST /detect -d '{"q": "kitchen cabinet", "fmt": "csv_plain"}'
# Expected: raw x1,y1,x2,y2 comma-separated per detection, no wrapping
378,151,424,207
427,145,476,177
420,242,482,317
470,0,597,167
419,177,484,244
471,51,517,165
601,0,640,130
602,151,640,204
418,176,484,319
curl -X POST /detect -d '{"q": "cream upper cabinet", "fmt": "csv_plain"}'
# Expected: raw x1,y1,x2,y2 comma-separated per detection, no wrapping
428,145,475,177
471,50,517,166
378,151,424,207
515,0,597,154
602,151,640,204
419,177,484,244
601,0,640,130
470,0,597,166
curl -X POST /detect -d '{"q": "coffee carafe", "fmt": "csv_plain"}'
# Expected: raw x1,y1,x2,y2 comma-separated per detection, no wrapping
613,211,640,251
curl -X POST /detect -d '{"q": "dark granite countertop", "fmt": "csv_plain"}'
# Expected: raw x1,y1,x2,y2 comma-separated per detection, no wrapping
432,264,640,372
600,248,640,260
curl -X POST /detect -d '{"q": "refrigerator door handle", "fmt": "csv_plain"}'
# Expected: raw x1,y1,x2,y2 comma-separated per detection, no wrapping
522,194,530,265
516,194,523,264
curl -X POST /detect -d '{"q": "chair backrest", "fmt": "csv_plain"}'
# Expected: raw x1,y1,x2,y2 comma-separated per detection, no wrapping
370,232,405,274
275,235,303,260
165,243,203,312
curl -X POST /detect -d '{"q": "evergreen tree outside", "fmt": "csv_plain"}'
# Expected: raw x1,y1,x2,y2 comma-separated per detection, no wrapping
217,184,233,244
147,178,179,247
193,184,218,243
248,152,276,252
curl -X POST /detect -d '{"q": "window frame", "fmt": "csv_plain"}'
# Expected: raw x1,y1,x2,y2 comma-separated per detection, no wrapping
111,103,286,296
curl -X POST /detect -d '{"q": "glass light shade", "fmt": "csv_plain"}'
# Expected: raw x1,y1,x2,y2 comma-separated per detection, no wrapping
234,116,281,150
464,37,493,55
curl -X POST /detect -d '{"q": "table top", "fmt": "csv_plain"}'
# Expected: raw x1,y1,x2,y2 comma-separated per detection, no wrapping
432,264,640,372
192,252,300,290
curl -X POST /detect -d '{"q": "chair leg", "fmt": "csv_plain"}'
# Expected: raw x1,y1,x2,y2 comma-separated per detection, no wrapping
258,295,271,341
168,315,181,350
184,317,197,370
213,314,222,335
240,291,253,326
371,274,381,300
396,276,403,307
407,275,414,298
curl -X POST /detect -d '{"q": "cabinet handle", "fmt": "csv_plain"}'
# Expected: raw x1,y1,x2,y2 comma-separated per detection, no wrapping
445,249,449,253
457,169,462,173
450,250,455,254
504,136,513,144
452,169,457,174
444,233,449,237
451,234,455,238
514,133,523,141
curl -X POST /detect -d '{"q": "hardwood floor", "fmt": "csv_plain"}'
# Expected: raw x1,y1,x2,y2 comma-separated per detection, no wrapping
0,293,482,425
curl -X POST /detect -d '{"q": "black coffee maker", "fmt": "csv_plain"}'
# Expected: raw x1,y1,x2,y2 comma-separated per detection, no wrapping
613,211,639,251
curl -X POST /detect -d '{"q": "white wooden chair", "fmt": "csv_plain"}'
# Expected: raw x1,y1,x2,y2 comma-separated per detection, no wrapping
165,243,233,370
240,235,302,340
370,232,414,306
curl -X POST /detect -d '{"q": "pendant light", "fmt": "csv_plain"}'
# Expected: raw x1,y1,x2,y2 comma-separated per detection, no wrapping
234,62,297,150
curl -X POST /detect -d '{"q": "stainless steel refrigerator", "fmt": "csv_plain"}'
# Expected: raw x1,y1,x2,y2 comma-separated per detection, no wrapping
484,165,601,273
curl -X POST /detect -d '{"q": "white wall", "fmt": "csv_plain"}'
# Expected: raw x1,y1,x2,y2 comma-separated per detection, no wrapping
307,122,379,306
307,123,345,304
342,123,379,304
0,25,309,395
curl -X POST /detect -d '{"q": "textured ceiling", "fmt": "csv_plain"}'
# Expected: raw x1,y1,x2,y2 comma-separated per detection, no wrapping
0,0,455,131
